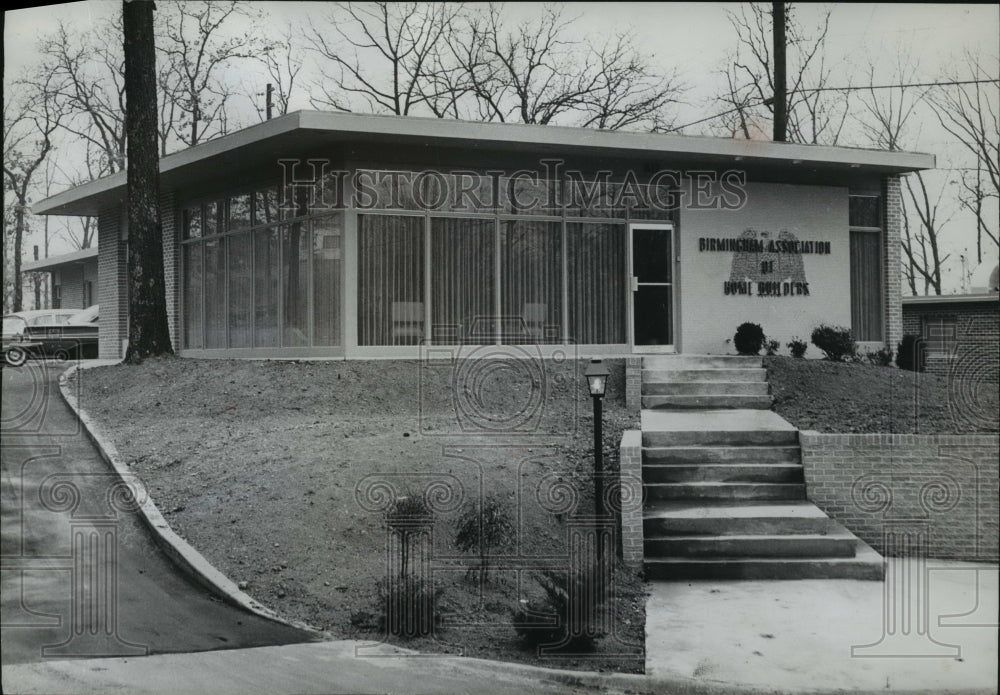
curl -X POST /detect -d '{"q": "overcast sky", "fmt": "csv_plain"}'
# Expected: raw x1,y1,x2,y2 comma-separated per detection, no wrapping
4,2,999,289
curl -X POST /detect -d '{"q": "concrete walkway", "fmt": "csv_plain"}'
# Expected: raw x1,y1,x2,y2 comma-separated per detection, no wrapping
641,408,798,434
646,560,998,693
1,362,315,665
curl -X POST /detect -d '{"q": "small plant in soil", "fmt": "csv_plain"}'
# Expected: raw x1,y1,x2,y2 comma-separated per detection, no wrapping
512,564,607,653
765,339,780,356
733,322,766,355
375,494,442,638
787,337,808,358
896,335,924,372
386,495,433,578
376,577,445,639
810,324,857,362
453,495,516,582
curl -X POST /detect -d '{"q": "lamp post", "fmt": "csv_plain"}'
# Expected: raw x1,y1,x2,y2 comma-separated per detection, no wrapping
584,358,610,524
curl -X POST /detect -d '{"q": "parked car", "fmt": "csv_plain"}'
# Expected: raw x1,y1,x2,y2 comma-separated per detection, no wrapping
2,306,99,367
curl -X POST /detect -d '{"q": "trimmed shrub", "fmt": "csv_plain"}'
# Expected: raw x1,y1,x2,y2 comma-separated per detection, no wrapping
810,325,857,361
865,346,894,367
787,337,808,358
454,495,516,582
734,322,766,355
896,335,925,372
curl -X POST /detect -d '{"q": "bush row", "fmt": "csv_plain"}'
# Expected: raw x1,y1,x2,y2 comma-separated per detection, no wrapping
731,322,926,371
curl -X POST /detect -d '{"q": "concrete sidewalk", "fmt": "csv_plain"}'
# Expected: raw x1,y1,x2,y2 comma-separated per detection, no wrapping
647,560,998,694
4,561,996,695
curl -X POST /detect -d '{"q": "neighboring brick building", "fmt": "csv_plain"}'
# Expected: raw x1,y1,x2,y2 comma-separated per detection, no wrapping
21,247,98,311
32,111,932,360
902,293,999,383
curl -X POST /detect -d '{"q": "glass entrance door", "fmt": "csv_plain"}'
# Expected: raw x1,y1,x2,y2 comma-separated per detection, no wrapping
631,225,674,350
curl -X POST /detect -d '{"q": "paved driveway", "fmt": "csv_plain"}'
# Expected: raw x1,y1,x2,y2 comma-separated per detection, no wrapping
1,362,315,665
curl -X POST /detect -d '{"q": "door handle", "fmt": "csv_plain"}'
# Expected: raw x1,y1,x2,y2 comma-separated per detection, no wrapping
631,276,639,292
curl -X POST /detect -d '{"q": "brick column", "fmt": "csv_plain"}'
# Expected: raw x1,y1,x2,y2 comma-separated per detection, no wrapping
882,175,903,351
159,189,179,351
625,357,642,413
97,205,127,360
618,430,644,570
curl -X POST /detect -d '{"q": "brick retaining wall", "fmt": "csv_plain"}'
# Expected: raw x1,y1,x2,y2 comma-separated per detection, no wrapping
901,300,999,383
800,431,999,562
618,430,644,570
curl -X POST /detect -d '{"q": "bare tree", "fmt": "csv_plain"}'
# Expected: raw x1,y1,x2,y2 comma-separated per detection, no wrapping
157,0,270,149
123,0,172,360
930,53,1000,263
3,74,64,312
715,3,849,144
453,4,682,130
248,24,304,120
307,2,456,115
36,18,127,175
461,4,589,124
574,32,683,131
903,171,956,295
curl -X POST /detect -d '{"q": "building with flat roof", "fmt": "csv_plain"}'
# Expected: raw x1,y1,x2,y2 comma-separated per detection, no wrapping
21,247,98,311
33,111,934,360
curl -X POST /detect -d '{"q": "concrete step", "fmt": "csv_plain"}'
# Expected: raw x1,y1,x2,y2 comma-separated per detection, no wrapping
643,355,763,369
642,381,770,396
645,482,806,501
644,542,885,580
642,394,773,410
643,444,800,464
643,501,839,537
644,533,858,558
642,429,798,447
642,368,767,383
643,463,804,484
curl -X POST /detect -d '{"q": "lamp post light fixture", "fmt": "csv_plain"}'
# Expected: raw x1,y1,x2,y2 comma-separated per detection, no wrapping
584,358,611,524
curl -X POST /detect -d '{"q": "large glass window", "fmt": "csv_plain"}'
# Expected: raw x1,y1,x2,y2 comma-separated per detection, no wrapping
358,214,425,346
254,227,280,347
204,238,226,348
183,244,203,348
849,194,883,341
181,183,342,351
501,220,562,343
313,215,343,346
282,222,310,346
431,218,494,343
228,232,252,348
567,223,627,344
850,231,883,340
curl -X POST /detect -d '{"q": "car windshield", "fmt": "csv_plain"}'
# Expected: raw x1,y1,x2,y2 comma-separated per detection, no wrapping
2,316,29,335
66,305,99,325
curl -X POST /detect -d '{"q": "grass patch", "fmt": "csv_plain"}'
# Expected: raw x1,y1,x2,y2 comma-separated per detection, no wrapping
765,356,998,434
74,356,644,673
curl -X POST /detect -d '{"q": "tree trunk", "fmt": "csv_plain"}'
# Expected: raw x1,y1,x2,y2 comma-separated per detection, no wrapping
123,0,173,361
13,197,25,312
772,2,787,142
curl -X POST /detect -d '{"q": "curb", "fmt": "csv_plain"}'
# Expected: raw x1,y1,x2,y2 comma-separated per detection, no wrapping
58,361,325,638
51,361,994,695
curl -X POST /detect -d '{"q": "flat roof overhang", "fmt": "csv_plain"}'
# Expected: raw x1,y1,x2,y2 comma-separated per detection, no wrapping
902,293,999,306
34,110,937,217
22,247,98,272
